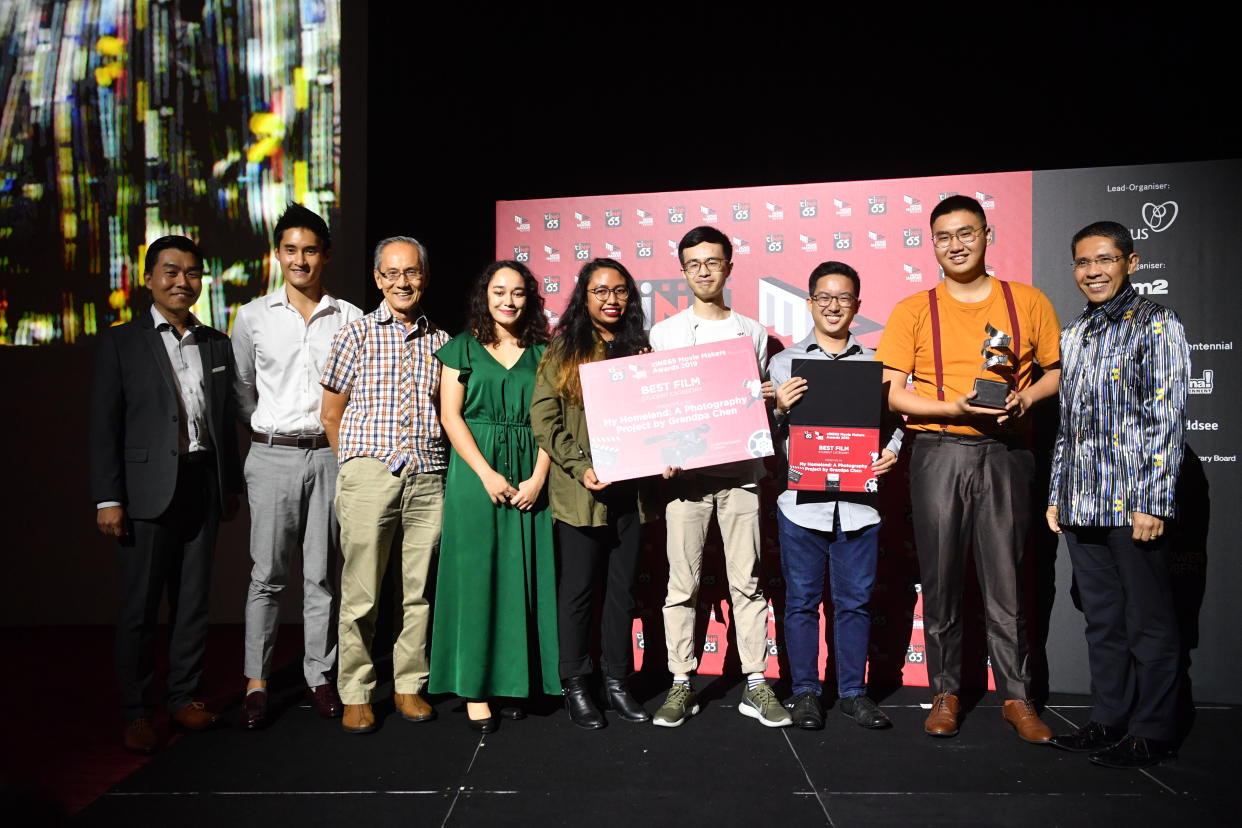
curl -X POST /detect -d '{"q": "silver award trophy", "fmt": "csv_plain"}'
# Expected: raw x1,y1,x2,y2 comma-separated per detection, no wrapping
973,323,1013,410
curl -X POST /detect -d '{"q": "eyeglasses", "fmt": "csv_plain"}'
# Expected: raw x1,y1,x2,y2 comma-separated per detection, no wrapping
809,292,857,309
931,226,986,249
379,267,424,282
1072,255,1127,271
588,285,630,300
681,257,728,275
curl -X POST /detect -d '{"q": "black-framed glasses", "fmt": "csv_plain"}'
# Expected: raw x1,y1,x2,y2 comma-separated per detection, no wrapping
1072,255,1127,271
379,267,424,282
931,226,986,249
681,257,728,275
809,292,857,308
588,285,630,300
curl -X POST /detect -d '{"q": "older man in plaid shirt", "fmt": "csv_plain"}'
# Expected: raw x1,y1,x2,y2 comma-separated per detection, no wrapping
320,235,449,734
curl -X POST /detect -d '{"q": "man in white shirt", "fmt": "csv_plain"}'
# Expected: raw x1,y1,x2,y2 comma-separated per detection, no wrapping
648,226,790,729
232,204,362,728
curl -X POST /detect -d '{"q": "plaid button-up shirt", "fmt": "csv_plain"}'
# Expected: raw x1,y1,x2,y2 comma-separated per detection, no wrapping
1048,286,1190,525
320,302,449,473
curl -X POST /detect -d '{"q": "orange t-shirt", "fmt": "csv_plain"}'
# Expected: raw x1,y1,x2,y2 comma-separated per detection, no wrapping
875,279,1061,436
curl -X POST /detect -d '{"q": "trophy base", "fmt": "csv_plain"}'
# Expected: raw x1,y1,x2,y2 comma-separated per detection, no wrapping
972,378,1011,410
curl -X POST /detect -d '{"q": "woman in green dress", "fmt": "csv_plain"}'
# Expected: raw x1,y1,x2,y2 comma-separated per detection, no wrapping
429,260,558,732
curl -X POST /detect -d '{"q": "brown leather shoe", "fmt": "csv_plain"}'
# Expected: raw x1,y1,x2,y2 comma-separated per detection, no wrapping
393,692,436,722
308,684,343,718
1003,699,1053,743
924,693,960,737
123,717,159,754
171,701,220,731
243,689,269,730
342,703,376,734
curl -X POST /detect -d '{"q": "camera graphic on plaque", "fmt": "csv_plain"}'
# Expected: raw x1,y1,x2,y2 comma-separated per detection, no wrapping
972,322,1015,410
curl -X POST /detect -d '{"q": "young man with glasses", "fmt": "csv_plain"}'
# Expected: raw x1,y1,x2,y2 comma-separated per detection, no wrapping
647,226,790,729
875,195,1062,742
770,261,901,730
1046,221,1189,768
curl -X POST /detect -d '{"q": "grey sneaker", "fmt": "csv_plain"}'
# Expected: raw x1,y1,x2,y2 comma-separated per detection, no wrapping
653,683,699,728
740,683,793,728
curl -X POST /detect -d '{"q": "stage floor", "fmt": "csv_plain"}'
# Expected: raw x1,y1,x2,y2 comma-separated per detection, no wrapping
3,627,1233,827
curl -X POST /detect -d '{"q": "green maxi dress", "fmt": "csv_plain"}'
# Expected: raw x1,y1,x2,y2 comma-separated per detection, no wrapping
429,334,560,698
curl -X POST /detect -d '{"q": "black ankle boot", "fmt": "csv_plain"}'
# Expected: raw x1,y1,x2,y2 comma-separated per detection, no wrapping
604,677,651,722
562,676,606,730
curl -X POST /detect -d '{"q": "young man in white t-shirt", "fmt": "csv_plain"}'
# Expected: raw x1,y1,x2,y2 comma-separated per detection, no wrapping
647,226,789,729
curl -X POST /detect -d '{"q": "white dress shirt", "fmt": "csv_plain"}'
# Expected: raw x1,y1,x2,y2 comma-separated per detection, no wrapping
232,287,363,435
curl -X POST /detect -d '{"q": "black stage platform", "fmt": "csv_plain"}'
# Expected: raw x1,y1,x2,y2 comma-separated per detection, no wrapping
71,679,1234,827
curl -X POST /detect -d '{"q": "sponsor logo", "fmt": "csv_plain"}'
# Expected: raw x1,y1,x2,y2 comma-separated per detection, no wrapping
903,228,922,248
574,211,591,230
700,205,718,223
1187,419,1219,431
668,240,679,257
833,230,852,250
1189,369,1214,395
938,190,957,201
704,635,719,654
635,240,654,258
906,644,925,663
668,206,686,225
604,208,623,228
542,275,560,294
1143,201,1179,233
974,191,995,210
512,245,530,262
543,212,561,230
573,242,591,261
732,202,750,221
1133,279,1169,295
868,195,887,215
543,244,560,263
766,637,780,657
635,631,645,649
903,194,922,214
868,230,886,250
800,198,818,218
904,264,922,283
636,208,654,227
799,233,817,252
604,242,623,258
766,201,783,220
732,236,751,255
765,233,784,253
833,198,852,217
513,214,530,232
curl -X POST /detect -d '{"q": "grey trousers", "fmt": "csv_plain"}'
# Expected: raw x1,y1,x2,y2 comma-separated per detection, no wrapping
243,442,340,687
909,432,1034,700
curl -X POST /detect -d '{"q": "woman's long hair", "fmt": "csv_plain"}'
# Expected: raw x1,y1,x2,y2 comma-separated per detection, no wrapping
466,260,550,347
549,258,647,403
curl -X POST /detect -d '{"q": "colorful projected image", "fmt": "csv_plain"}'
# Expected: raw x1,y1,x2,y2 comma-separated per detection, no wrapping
0,0,342,345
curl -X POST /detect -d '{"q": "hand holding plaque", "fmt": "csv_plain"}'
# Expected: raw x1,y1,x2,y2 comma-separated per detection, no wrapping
972,323,1013,410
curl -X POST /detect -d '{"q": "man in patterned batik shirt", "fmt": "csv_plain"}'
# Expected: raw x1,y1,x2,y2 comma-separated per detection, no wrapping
1046,220,1190,769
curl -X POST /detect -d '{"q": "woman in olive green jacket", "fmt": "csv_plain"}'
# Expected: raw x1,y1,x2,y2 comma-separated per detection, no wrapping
530,257,654,730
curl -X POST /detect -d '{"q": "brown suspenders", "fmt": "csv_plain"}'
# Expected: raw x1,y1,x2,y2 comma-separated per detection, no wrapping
925,279,1022,403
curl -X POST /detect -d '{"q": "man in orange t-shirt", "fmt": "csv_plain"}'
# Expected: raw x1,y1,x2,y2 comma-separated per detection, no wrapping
875,195,1061,744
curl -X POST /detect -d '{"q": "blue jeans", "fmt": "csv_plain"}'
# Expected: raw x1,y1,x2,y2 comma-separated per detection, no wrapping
777,509,879,698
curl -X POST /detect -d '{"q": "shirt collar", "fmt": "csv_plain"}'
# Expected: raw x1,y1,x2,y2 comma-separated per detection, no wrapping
1089,283,1140,321
799,331,863,359
267,287,340,316
373,301,432,335
150,305,201,338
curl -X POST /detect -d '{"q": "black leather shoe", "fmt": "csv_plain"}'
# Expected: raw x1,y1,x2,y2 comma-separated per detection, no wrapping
1049,721,1126,753
498,705,526,721
243,689,269,730
604,677,651,722
790,692,824,730
839,695,892,729
1089,735,1175,769
467,715,498,734
562,676,606,730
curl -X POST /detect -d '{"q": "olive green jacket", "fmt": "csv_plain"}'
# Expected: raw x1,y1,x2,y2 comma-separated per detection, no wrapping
530,343,656,527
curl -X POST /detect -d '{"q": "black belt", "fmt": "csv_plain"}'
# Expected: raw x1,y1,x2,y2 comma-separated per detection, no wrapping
252,432,331,450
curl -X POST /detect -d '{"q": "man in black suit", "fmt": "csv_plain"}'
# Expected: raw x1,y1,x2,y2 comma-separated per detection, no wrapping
90,235,242,753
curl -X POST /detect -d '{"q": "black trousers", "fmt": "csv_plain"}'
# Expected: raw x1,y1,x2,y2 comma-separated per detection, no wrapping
116,456,220,720
1065,525,1180,741
555,508,641,681
909,432,1033,700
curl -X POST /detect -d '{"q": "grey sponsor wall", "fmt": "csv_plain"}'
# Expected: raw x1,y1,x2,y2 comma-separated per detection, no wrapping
1033,159,1242,703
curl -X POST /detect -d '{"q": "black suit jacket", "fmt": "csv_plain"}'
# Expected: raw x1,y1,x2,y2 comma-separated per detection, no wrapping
89,309,242,521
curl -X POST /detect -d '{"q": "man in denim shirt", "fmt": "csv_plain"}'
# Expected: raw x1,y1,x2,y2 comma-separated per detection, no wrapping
771,261,901,730
1046,220,1190,768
